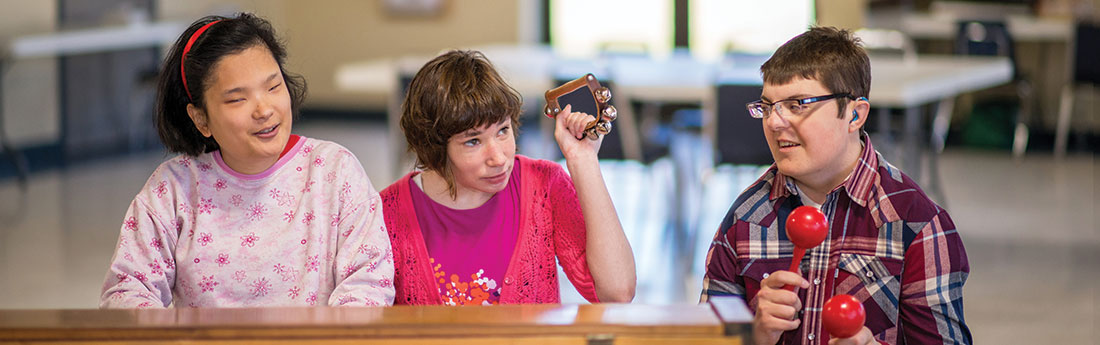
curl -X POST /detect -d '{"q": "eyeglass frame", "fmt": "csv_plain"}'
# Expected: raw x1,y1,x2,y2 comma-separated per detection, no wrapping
745,93,857,119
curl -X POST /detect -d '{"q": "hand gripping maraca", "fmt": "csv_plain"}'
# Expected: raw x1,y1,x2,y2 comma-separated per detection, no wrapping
543,73,618,140
823,294,866,339
784,205,828,291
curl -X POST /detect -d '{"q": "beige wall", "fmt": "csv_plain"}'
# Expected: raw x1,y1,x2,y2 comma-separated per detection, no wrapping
2,0,1095,148
817,0,867,30
162,0,520,109
279,0,521,109
156,0,289,34
0,0,518,147
0,1,58,146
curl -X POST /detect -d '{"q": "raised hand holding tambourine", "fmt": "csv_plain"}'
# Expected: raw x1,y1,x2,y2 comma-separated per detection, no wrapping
543,73,617,140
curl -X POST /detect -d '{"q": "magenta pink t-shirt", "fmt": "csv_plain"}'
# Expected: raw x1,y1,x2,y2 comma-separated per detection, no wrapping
408,163,521,305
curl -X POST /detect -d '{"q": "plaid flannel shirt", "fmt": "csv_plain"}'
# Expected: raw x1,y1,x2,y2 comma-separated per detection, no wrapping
701,134,972,345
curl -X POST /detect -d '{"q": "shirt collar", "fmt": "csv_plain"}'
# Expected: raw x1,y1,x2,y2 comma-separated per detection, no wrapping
769,132,879,207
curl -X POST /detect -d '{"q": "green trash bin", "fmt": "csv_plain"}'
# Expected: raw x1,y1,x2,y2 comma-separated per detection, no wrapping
959,99,1018,150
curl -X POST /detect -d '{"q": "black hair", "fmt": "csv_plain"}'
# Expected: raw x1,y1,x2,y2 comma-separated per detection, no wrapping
154,12,306,156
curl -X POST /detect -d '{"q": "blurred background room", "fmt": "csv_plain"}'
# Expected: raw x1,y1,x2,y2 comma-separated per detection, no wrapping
0,0,1097,343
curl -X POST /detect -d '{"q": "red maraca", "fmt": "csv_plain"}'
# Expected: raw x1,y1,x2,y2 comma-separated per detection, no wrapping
783,206,828,291
823,294,866,338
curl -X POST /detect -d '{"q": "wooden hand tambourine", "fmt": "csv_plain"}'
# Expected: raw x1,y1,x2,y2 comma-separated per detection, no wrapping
543,73,618,140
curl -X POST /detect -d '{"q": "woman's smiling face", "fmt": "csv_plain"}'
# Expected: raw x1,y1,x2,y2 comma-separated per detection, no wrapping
189,44,293,174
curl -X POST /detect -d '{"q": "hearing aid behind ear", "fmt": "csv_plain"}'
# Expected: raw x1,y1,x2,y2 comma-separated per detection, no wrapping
544,73,617,141
850,97,868,122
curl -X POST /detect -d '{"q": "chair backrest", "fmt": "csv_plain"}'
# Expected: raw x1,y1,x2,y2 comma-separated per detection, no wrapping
714,84,772,166
955,20,1020,78
1074,21,1100,85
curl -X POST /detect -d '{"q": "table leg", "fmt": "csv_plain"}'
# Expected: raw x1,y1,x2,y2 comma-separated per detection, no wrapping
874,107,896,158
927,98,955,205
876,108,891,141
903,106,923,182
930,98,955,154
0,59,30,190
1054,83,1074,158
388,81,410,179
615,92,643,161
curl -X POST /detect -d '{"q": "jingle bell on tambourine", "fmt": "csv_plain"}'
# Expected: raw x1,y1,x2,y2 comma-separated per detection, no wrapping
543,73,617,140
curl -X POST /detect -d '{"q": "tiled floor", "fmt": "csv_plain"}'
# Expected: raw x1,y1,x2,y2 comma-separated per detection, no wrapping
0,120,1095,344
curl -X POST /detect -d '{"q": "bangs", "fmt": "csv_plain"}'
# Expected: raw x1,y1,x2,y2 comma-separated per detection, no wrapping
399,49,524,197
761,43,848,87
400,50,524,176
435,63,522,139
760,27,871,104
761,61,824,87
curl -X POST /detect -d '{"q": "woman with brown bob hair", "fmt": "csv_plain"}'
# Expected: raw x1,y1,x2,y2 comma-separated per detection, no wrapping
381,50,636,305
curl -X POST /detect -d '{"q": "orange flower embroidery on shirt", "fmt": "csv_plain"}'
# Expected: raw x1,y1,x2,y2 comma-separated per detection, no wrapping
430,257,500,305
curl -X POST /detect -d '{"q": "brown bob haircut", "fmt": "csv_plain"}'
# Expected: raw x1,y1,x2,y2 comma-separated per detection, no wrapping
760,26,870,118
399,50,523,196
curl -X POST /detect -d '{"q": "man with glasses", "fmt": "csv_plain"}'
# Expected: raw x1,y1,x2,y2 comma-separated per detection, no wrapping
700,27,971,345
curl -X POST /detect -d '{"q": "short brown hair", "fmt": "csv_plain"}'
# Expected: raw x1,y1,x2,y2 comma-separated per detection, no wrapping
760,26,870,117
399,50,523,194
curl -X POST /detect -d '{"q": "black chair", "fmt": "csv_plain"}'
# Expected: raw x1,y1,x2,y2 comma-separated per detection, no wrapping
1055,21,1100,157
713,83,771,166
955,20,1033,158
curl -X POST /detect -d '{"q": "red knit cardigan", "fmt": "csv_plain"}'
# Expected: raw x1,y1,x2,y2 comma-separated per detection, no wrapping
380,155,600,305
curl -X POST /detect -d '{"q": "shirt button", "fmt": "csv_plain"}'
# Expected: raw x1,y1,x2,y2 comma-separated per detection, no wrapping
762,273,770,279
504,276,513,285
808,333,816,340
813,278,821,285
866,271,875,278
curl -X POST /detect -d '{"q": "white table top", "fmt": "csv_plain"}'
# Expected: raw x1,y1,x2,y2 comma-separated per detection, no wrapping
7,21,186,59
335,45,1012,165
335,47,1011,109
900,13,1072,42
621,54,1012,109
867,55,1011,108
335,44,556,100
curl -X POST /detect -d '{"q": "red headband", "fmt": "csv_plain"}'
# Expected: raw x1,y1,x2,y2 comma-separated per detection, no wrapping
181,20,222,101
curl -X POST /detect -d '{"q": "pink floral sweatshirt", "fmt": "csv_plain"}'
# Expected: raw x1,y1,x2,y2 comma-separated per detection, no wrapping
100,137,394,308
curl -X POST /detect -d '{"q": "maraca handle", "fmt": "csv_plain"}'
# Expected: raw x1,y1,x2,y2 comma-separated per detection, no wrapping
783,247,807,291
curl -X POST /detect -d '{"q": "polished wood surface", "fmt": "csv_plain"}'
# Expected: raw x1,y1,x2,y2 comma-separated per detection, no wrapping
0,299,750,344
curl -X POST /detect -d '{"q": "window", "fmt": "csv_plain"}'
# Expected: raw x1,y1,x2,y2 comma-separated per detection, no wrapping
690,0,815,61
549,0,674,58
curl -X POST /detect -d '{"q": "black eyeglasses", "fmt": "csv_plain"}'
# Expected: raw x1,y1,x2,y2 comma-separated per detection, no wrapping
746,93,855,119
